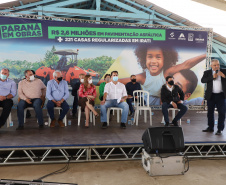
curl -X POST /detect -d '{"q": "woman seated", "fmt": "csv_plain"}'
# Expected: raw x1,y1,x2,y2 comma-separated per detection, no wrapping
78,75,98,127
99,74,111,101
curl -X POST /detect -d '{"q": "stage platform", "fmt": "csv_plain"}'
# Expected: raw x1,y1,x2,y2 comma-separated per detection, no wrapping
1,109,226,166
0,109,225,148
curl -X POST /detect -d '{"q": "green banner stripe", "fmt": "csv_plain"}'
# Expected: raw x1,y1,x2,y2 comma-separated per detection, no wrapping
48,27,165,40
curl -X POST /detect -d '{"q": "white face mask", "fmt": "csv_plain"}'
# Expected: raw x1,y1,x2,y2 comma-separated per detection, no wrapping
29,75,35,81
88,79,92,84
80,79,84,83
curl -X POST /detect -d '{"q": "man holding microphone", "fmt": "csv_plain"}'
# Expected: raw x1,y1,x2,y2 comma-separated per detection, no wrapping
202,59,226,135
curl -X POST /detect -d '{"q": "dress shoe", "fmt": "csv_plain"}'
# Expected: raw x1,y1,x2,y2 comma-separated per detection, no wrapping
102,122,108,129
120,122,126,129
50,119,56,128
58,119,65,128
215,130,222,135
16,126,24,130
172,120,179,127
202,128,214,132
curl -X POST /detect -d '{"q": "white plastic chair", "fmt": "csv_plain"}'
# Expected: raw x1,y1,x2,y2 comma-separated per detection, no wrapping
24,107,38,123
48,107,67,126
0,107,11,127
107,107,122,126
133,90,152,126
77,106,95,126
161,108,182,125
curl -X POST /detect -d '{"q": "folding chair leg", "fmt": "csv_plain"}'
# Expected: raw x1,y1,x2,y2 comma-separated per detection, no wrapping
117,109,120,123
149,110,152,126
136,109,139,126
78,107,81,126
144,110,147,123
107,109,110,126
161,116,165,124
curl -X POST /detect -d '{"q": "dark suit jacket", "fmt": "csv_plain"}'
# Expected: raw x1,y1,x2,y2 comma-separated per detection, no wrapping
161,84,185,104
201,69,226,100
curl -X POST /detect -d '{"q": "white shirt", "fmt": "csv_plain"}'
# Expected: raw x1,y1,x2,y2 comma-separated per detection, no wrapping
166,84,173,92
212,70,223,93
104,81,127,102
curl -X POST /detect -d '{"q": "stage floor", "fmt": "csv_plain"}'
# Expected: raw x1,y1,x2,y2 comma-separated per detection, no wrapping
0,109,226,148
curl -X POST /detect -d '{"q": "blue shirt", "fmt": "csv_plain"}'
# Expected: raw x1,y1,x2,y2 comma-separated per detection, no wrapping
46,79,69,101
0,78,17,97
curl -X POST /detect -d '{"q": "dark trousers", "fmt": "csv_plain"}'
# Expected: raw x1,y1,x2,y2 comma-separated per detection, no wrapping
126,98,134,113
162,102,188,123
0,99,13,126
126,97,145,114
47,100,69,120
207,93,225,131
72,96,78,114
17,98,44,126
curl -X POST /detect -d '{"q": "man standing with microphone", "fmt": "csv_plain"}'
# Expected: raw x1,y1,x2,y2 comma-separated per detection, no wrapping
202,59,226,135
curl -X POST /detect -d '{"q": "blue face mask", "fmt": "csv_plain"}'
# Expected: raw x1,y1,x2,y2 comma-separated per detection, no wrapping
113,76,118,82
1,74,7,80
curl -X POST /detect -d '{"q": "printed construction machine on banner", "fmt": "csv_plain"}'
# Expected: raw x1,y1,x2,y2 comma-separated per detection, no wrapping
36,49,100,85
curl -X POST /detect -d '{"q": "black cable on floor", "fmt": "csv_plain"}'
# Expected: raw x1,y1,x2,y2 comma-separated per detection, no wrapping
34,159,71,181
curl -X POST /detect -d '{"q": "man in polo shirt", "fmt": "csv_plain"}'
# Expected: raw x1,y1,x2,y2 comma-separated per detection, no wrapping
0,68,17,128
17,70,46,130
46,70,69,128
100,71,129,129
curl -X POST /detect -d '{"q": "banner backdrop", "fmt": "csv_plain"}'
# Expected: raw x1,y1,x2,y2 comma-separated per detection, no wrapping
0,16,208,106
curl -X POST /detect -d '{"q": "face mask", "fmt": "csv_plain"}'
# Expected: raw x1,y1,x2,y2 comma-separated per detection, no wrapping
80,79,84,83
168,80,174,86
57,77,63,81
131,79,136,83
113,76,118,82
1,74,7,80
105,78,111,82
29,75,35,81
88,79,92,84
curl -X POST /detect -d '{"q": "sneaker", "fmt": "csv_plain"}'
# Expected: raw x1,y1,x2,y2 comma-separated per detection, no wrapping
16,126,24,130
102,122,107,129
50,119,56,128
58,119,65,128
215,130,222,135
120,122,126,129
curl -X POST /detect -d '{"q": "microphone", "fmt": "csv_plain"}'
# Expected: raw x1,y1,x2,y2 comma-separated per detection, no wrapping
216,70,218,73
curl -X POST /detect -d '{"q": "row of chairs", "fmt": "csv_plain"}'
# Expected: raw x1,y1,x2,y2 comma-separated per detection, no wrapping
1,90,182,128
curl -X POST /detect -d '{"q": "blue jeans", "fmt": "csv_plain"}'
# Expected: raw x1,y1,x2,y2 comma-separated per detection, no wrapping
100,99,129,123
17,98,44,126
162,102,188,123
47,100,69,120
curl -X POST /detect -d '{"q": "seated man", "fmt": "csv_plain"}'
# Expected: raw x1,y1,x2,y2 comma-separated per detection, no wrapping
100,71,129,129
0,68,17,128
46,70,69,128
161,76,188,126
17,70,46,130
125,74,142,117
